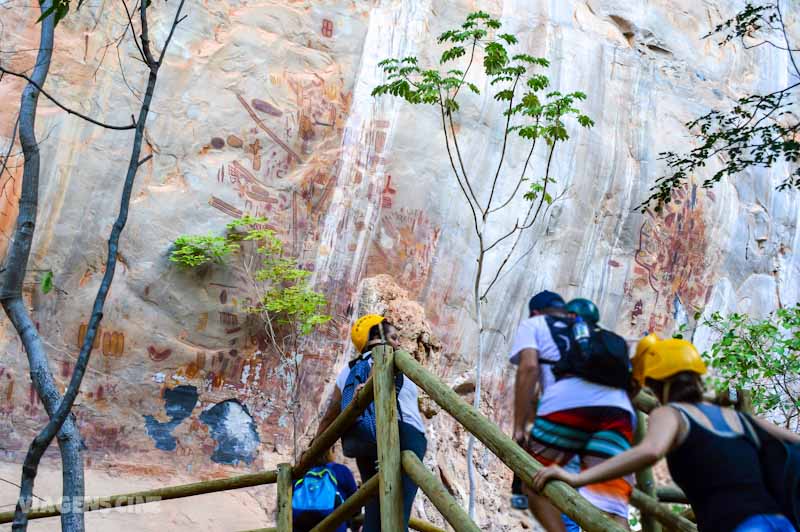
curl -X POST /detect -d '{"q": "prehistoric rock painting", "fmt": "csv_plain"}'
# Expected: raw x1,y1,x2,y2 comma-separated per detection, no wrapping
199,399,260,465
366,208,442,297
630,183,715,333
77,323,125,357
144,385,199,451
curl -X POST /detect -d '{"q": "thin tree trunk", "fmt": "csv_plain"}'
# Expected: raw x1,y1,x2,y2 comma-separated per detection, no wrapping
0,3,86,531
466,247,485,518
6,0,186,528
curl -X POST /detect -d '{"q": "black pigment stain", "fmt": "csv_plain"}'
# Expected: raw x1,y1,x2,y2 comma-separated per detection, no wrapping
144,385,198,451
199,399,260,465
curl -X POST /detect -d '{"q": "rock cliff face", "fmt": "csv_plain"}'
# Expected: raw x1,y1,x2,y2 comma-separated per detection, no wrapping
0,0,798,530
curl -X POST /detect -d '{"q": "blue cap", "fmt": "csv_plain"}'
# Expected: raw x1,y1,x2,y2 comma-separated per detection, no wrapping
528,290,566,314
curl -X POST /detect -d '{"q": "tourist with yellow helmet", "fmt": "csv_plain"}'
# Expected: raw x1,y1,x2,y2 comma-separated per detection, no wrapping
532,334,800,532
308,314,427,532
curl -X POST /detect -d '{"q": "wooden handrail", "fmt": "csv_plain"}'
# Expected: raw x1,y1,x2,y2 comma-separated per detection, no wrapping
241,515,447,532
3,344,706,532
656,485,688,504
634,411,661,532
0,469,278,524
394,349,628,532
630,490,697,532
293,376,374,479
309,474,379,532
401,451,480,532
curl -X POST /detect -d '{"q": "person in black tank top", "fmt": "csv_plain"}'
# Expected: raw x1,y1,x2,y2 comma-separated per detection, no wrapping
530,335,800,532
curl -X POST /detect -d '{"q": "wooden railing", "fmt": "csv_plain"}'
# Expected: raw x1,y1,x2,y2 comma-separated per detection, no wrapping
1,345,706,531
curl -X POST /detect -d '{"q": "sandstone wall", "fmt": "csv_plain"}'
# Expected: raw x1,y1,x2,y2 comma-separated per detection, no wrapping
0,0,797,530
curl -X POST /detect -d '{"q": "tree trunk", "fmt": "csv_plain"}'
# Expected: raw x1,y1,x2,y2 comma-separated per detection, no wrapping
466,248,485,518
0,3,86,531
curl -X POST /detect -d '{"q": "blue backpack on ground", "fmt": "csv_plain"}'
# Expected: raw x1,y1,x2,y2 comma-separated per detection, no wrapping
292,466,343,527
340,353,404,458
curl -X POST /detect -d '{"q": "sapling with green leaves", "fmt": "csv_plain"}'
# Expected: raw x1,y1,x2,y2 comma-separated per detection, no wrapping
372,11,593,515
172,215,330,460
699,304,800,431
170,234,238,268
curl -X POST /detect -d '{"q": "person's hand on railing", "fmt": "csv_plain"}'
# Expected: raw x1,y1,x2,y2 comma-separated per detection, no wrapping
531,464,576,492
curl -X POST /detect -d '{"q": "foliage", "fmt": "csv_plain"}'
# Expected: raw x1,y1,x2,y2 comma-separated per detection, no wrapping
642,1,799,211
227,215,331,336
40,271,53,294
372,11,593,169
169,234,238,268
372,10,593,515
699,304,800,430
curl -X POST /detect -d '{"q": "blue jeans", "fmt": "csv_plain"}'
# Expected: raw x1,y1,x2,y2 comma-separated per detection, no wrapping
734,515,796,532
355,423,427,532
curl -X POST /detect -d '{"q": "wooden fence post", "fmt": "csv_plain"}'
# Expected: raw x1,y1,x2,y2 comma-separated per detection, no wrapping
635,411,661,532
277,463,292,532
401,451,480,532
373,345,404,531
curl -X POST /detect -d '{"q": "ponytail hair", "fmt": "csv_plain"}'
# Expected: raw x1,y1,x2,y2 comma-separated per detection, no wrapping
648,371,704,404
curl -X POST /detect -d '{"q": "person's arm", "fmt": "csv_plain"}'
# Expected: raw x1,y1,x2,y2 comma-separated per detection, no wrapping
532,406,682,491
752,414,800,445
514,348,540,442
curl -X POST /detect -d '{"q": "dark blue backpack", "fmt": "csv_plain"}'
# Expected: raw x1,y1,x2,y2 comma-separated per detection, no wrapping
292,466,343,527
340,353,404,458
742,414,800,528
544,316,632,389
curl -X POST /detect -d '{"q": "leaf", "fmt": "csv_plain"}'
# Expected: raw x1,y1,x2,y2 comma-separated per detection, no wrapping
498,33,518,45
41,271,53,294
441,46,466,64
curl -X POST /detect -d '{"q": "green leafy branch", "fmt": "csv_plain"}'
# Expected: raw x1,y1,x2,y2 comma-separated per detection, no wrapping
371,10,594,515
641,1,800,211
169,234,238,268
699,304,800,431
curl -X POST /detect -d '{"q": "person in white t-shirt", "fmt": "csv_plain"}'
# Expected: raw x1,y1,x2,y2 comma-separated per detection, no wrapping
510,292,635,531
310,315,426,532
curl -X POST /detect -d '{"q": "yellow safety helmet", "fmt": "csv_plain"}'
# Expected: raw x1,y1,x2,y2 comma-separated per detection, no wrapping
351,314,385,353
632,334,706,387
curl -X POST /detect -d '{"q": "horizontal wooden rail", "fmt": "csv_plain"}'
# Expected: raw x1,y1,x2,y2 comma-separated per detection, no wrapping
402,451,480,532
633,390,659,413
656,485,688,504
0,469,278,524
309,474,379,532
395,350,627,532
293,376,374,480
630,489,697,532
240,515,447,532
